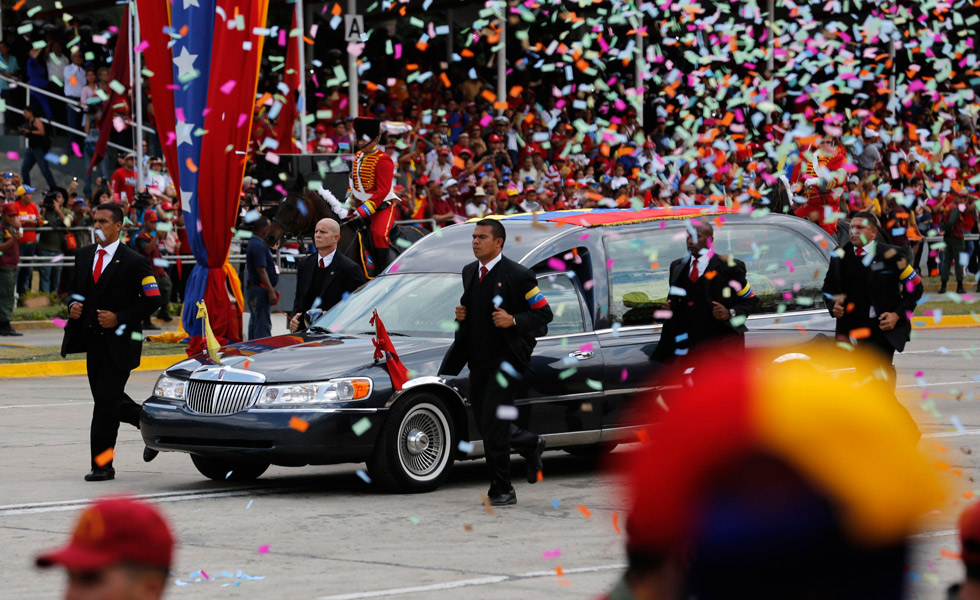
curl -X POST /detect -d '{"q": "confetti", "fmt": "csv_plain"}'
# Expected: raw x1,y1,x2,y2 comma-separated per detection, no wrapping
94,447,113,467
257,545,269,554
352,417,371,436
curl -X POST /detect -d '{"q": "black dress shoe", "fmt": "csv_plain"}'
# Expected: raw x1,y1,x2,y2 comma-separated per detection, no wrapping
143,447,159,463
522,436,546,484
84,467,115,481
142,320,161,331
0,325,23,336
489,489,517,506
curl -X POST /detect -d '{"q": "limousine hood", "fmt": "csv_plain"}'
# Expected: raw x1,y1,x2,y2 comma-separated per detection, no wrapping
164,333,453,382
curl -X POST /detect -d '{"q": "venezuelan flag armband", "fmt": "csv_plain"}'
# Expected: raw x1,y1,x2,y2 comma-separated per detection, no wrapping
525,286,548,309
142,276,161,297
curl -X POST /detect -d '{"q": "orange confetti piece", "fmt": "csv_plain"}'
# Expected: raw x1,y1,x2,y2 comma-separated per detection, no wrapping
493,101,509,111
536,470,543,483
577,504,592,519
331,3,342,16
636,427,651,443
69,76,79,86
289,416,309,432
179,25,188,36
460,49,474,58
95,447,114,467
555,566,564,576
509,85,523,98
481,89,497,103
941,550,962,560
440,73,451,88
848,327,871,340
612,512,621,535
303,36,314,46
415,41,429,52
964,490,974,499
703,270,717,280
185,158,198,173
12,0,25,10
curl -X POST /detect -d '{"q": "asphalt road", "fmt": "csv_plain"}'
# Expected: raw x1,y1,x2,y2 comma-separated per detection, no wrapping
1,327,978,599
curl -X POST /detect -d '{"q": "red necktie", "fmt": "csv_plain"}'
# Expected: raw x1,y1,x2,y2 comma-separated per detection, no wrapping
319,257,325,269
93,249,107,283
479,265,488,282
855,247,866,257
689,259,699,283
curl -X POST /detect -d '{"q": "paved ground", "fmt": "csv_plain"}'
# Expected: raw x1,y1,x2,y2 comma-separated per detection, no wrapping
1,327,978,599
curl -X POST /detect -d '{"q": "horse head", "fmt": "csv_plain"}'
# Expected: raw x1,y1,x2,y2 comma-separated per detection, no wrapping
267,193,317,247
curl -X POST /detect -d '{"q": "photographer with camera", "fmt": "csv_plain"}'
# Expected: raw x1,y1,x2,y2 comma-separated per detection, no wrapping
19,105,57,190
37,188,68,294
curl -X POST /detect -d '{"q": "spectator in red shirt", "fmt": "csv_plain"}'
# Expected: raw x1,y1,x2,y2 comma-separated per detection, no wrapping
429,181,454,227
110,153,138,206
14,185,40,295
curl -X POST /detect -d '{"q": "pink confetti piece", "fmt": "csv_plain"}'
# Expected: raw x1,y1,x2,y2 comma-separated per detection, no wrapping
6,151,19,160
175,108,186,123
237,113,248,127
784,261,795,273
547,257,565,270
258,544,269,554
278,29,287,47
201,570,209,580
71,142,82,157
578,342,594,353
220,80,237,94
52,317,67,328
394,43,402,60
620,368,628,382
542,549,562,559
134,40,149,53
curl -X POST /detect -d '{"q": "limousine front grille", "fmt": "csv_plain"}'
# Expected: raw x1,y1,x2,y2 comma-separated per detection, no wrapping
186,382,261,415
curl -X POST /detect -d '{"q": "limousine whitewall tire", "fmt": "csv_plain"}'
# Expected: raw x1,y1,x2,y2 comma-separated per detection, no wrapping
368,394,456,493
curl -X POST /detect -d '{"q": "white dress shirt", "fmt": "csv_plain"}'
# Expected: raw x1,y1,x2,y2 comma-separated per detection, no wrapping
317,249,336,269
63,64,85,98
93,239,121,274
479,252,503,276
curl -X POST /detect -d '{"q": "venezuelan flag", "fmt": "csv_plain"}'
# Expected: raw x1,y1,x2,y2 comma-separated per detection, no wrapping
141,276,161,297
525,286,548,309
900,264,922,287
736,282,755,298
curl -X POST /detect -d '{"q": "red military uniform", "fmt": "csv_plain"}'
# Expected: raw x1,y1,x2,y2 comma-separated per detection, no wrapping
790,143,846,235
349,117,398,251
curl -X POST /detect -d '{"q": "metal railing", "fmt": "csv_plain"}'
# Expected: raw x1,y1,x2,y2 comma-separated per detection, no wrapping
0,74,139,155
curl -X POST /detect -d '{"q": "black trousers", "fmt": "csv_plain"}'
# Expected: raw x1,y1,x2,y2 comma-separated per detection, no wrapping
851,329,920,440
469,361,540,496
86,335,141,469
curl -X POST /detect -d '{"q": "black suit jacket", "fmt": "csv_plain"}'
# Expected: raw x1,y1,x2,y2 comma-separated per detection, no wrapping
651,253,759,363
289,251,366,325
439,255,554,375
821,241,922,352
61,243,163,371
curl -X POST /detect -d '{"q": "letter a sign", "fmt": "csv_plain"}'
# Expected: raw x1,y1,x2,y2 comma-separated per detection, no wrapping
345,14,365,43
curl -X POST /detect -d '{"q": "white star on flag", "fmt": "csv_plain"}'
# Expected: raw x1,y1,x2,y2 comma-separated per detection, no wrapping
173,46,198,80
180,189,193,213
183,0,200,9
176,120,194,147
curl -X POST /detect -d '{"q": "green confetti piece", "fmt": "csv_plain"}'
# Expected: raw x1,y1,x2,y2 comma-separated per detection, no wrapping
558,367,577,380
495,372,509,388
585,379,603,391
352,417,371,436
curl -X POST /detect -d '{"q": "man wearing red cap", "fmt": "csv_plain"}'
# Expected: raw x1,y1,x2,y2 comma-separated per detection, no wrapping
37,496,175,600
347,116,398,275
949,501,980,599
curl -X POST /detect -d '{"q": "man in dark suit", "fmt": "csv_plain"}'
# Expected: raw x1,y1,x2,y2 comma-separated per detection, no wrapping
61,203,162,481
651,221,759,363
822,211,923,394
439,219,553,506
288,218,365,332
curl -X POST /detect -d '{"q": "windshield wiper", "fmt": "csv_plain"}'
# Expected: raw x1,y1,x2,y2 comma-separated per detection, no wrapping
355,330,410,337
307,326,332,334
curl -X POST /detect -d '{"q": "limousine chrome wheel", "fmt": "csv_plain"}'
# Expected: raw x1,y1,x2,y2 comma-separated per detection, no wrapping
368,394,456,493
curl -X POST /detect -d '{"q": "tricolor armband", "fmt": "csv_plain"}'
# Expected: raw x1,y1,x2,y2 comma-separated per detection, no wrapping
899,265,922,287
525,286,548,309
142,276,161,297
356,204,374,219
736,282,755,298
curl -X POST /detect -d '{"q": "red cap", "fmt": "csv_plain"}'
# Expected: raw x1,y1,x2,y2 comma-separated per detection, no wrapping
489,133,503,143
315,123,328,134
564,178,577,187
2,202,18,216
144,211,159,223
438,147,450,155
37,497,175,571
160,201,174,210
960,501,980,564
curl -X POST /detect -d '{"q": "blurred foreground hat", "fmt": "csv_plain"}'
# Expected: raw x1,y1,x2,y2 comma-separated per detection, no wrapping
2,202,18,216
960,501,980,565
37,497,174,571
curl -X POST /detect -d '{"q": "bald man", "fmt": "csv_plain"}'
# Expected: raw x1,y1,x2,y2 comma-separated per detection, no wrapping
289,218,366,332
650,220,759,364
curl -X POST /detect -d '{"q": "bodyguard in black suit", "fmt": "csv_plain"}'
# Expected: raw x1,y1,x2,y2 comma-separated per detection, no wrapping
651,221,759,363
288,218,366,332
822,211,923,385
439,219,554,506
61,203,162,481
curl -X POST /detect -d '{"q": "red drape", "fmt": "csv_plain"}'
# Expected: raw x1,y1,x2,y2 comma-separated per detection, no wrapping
195,0,270,342
87,8,130,176
134,0,180,192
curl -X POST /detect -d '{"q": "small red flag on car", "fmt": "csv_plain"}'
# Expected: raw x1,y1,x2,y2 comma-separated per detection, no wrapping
370,310,409,391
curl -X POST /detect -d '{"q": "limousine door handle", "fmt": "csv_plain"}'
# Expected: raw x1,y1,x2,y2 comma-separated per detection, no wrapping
569,351,595,361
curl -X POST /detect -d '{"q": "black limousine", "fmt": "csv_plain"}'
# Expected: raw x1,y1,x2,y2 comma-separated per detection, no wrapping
142,207,839,492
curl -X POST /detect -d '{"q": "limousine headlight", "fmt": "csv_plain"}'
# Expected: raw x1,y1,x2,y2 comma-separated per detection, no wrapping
154,374,187,401
255,378,373,406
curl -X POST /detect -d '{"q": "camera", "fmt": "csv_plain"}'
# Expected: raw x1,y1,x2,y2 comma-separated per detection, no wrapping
41,190,60,210
133,191,152,210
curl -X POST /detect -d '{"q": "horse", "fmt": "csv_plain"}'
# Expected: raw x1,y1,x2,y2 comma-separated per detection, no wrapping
266,189,426,278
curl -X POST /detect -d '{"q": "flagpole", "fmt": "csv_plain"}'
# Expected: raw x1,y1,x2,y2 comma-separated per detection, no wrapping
496,0,505,115
347,0,358,119
295,0,308,152
133,6,144,191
